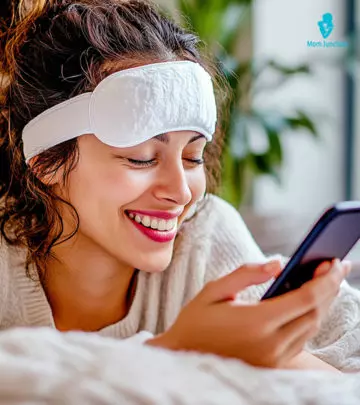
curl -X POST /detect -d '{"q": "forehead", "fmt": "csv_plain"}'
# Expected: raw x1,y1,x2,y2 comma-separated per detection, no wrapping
153,133,206,145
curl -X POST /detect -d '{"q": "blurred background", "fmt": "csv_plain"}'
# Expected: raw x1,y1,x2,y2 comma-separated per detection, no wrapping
157,0,360,286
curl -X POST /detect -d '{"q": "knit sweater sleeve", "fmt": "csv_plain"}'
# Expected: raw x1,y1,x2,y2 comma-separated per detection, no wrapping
305,280,360,372
203,195,267,284
202,195,282,288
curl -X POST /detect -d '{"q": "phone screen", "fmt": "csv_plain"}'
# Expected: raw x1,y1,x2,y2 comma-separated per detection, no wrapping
261,209,360,300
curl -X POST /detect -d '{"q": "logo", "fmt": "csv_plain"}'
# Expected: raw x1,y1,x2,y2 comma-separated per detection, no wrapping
318,13,334,39
307,13,348,48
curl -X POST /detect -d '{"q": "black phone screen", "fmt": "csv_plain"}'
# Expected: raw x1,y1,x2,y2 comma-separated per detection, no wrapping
261,209,360,300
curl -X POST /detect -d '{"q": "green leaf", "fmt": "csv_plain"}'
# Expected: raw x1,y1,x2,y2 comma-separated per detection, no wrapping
267,129,283,165
252,111,284,165
267,60,311,76
251,153,272,175
285,110,318,137
251,153,281,183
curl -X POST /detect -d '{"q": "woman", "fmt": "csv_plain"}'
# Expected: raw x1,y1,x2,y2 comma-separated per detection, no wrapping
0,0,359,373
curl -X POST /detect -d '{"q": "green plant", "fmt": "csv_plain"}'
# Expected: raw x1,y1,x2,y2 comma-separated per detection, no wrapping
163,0,319,208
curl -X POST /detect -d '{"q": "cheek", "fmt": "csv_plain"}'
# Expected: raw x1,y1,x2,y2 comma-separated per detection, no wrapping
177,170,206,226
188,169,206,200
67,165,154,208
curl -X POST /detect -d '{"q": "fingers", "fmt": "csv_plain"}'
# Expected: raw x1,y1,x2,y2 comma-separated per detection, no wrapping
201,260,282,303
261,259,349,362
264,260,346,328
280,324,318,364
313,260,333,277
271,307,326,365
276,309,319,356
313,258,352,278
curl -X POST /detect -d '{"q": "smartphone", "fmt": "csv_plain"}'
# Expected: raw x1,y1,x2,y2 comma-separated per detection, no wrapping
261,201,360,300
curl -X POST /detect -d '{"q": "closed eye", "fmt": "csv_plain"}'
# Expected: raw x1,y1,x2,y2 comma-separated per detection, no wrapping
127,158,204,167
127,158,155,167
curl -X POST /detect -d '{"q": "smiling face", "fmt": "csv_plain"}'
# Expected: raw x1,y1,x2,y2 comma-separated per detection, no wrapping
55,131,207,273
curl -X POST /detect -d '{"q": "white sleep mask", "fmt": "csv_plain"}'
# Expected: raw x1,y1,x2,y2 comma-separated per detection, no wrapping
22,60,217,164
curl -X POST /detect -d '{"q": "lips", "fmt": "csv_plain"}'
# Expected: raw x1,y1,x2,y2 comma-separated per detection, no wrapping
126,213,177,243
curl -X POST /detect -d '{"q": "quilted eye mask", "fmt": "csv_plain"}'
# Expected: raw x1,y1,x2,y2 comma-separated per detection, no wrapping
22,60,217,164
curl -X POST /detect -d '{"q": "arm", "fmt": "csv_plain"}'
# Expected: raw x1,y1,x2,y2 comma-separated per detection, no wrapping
203,197,360,371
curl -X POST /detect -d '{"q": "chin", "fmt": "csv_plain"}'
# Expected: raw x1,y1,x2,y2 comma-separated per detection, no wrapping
137,260,172,273
134,252,173,274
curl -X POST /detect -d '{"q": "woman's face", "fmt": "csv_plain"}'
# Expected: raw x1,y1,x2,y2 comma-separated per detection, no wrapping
57,131,207,272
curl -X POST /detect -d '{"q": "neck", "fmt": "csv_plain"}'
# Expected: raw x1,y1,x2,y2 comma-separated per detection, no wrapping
41,234,137,332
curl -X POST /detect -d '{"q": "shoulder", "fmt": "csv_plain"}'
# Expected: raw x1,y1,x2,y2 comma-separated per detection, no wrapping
197,194,265,259
177,194,266,282
197,193,242,221
181,193,251,235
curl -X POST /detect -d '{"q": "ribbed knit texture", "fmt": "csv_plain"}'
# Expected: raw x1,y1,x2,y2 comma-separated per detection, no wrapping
1,194,360,371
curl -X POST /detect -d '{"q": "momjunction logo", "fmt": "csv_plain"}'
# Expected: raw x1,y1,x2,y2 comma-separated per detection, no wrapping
307,13,348,48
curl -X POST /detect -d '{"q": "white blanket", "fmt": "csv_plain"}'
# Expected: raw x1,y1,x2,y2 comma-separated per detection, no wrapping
0,327,359,405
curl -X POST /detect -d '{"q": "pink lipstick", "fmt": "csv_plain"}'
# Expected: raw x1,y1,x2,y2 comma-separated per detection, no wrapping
126,215,177,243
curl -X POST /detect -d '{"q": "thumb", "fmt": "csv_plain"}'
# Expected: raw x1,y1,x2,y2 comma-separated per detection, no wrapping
313,260,333,278
202,260,282,303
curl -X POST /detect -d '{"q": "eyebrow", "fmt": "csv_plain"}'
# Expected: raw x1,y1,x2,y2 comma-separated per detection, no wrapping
153,133,206,145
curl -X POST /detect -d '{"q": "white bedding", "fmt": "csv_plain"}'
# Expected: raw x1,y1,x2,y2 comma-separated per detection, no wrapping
0,327,359,405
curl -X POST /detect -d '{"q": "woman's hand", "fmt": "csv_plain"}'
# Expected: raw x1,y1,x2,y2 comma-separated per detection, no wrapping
146,259,350,369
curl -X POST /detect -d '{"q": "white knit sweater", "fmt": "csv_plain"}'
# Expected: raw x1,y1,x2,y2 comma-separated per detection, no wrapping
1,194,360,372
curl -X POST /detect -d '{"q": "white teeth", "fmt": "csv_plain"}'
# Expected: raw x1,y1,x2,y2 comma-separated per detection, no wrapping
150,218,158,229
142,216,151,227
158,219,166,231
166,220,174,231
127,211,176,231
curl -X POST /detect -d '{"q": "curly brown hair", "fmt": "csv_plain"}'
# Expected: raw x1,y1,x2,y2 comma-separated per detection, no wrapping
0,0,230,280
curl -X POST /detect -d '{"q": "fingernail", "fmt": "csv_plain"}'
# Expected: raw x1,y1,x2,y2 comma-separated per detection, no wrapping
315,261,332,275
262,260,281,274
330,258,341,273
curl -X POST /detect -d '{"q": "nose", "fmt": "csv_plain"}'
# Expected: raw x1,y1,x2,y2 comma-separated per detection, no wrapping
154,158,192,206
